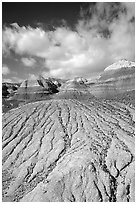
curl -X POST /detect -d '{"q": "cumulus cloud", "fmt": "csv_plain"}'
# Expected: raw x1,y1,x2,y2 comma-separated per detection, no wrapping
2,65,10,75
2,2,135,79
21,57,36,67
2,24,51,57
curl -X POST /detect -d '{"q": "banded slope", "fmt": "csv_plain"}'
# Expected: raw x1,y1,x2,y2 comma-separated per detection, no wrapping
14,76,58,101
2,99,135,202
87,59,135,98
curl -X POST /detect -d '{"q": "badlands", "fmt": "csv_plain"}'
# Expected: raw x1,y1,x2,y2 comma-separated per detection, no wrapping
2,60,135,202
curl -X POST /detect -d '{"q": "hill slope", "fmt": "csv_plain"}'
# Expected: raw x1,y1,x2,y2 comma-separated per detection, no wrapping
99,59,135,82
2,99,135,202
88,60,135,98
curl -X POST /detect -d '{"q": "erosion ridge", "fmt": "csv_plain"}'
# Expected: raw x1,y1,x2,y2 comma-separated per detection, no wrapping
2,99,135,202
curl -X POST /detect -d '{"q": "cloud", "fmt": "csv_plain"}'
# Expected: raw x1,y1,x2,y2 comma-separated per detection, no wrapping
77,2,135,63
2,24,51,57
2,65,10,75
2,78,13,83
2,2,135,79
21,57,36,67
28,74,37,80
11,76,23,83
2,76,23,83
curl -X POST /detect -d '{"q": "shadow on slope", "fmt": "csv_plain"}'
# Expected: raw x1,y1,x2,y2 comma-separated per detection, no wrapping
53,90,94,101
2,89,135,114
2,94,52,114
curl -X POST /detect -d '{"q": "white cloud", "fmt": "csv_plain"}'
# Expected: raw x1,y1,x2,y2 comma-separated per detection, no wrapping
21,57,36,67
2,76,22,83
2,3,135,79
2,25,51,57
11,76,23,83
2,65,10,75
28,74,37,80
2,78,13,83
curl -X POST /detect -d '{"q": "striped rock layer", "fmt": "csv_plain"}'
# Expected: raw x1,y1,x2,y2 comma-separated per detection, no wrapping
14,76,58,101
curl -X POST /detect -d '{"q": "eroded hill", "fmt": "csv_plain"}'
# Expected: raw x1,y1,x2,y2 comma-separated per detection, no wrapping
2,98,135,202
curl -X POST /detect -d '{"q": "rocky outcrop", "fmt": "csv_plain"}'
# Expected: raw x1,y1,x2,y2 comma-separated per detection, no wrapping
47,77,64,87
2,99,135,202
38,75,58,92
2,83,20,98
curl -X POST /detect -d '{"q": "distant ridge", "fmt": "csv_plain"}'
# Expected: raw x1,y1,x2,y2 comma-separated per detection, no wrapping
60,77,88,91
13,75,59,101
104,59,135,71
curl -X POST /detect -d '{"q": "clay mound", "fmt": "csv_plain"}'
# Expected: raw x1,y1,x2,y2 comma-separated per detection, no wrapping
104,59,135,72
99,59,135,82
88,61,135,98
88,79,135,99
2,99,135,202
14,76,58,101
99,67,135,82
60,77,88,92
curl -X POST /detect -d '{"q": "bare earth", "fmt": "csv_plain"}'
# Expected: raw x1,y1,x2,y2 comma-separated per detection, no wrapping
2,98,135,202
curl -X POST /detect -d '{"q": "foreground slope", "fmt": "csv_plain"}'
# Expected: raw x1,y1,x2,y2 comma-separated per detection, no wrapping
2,99,135,202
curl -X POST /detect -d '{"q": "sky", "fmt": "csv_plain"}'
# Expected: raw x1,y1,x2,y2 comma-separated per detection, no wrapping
2,2,135,83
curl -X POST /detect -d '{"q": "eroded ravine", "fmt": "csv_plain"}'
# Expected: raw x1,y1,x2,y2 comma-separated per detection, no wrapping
2,99,135,202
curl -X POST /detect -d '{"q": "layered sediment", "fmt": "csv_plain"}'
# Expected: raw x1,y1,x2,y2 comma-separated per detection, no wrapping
88,60,135,98
14,76,58,101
